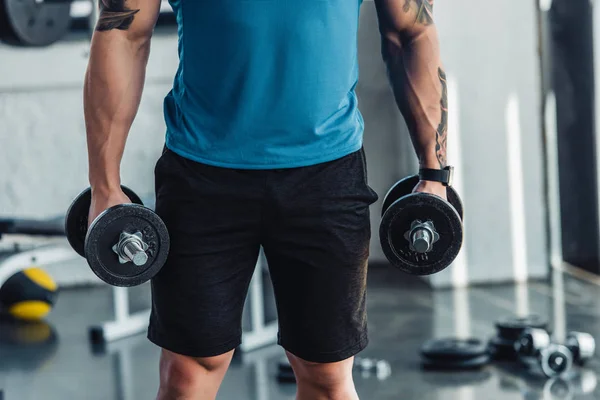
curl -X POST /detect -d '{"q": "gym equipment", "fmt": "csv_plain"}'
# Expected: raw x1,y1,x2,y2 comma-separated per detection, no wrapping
495,315,548,340
515,328,573,378
0,267,58,321
0,0,72,46
565,331,596,366
419,338,490,370
421,338,487,361
0,217,65,238
489,315,549,361
421,353,490,370
379,172,463,275
354,357,392,380
65,186,170,287
488,336,519,361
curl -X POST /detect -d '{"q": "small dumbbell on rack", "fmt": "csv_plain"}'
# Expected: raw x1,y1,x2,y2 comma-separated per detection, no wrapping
515,328,596,378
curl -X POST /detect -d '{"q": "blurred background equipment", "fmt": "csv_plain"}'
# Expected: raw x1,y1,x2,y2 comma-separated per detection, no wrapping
419,338,490,370
0,0,72,46
0,267,58,321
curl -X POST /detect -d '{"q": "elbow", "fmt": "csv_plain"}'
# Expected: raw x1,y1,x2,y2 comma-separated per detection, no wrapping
126,27,154,47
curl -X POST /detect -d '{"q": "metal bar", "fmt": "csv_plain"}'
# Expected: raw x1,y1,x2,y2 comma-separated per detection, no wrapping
113,287,130,323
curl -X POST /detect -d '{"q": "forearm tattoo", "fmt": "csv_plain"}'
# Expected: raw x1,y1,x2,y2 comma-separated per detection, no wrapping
403,0,434,26
435,68,448,168
96,0,140,31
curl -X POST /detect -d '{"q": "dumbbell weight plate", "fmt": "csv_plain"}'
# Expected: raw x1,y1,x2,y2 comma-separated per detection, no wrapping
566,332,596,366
540,344,573,378
381,175,464,220
421,338,488,361
495,315,548,341
488,336,519,361
0,0,71,47
85,204,169,287
421,353,491,370
65,186,143,258
380,193,463,275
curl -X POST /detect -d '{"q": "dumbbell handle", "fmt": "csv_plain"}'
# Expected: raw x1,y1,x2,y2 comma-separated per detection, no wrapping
123,241,149,266
411,228,432,253
112,232,149,266
405,220,440,253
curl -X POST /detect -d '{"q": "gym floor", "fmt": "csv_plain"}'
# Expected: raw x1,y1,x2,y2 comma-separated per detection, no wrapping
1,266,599,400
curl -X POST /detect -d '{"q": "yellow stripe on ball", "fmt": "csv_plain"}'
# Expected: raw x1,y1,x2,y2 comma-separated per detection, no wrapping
8,301,52,321
23,268,57,291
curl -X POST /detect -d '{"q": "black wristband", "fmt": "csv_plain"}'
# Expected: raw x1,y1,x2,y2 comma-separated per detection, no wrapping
419,166,454,187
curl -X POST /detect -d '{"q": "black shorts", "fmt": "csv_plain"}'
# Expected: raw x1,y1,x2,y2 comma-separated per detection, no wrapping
147,147,379,363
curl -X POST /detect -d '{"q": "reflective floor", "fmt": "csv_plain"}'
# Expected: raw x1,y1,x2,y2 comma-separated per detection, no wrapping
1,267,599,400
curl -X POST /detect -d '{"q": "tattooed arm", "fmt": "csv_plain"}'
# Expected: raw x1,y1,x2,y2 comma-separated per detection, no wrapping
374,0,448,177
84,0,161,218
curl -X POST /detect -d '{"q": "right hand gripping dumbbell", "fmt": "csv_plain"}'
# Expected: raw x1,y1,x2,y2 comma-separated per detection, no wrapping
379,167,464,275
65,186,170,287
515,328,581,378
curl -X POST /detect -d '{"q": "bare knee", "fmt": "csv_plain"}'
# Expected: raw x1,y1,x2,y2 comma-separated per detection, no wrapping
159,350,233,397
288,352,354,396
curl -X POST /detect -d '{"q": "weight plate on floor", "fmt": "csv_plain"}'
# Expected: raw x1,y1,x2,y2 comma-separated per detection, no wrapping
488,336,518,361
0,0,71,46
421,338,488,361
84,204,169,287
65,186,143,258
421,353,490,370
380,193,463,275
495,315,548,341
381,175,463,220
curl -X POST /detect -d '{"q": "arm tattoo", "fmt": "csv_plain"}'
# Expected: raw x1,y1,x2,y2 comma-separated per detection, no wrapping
96,0,140,31
435,68,448,168
403,0,434,26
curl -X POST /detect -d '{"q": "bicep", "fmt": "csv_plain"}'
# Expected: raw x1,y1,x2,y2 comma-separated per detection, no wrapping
96,0,161,38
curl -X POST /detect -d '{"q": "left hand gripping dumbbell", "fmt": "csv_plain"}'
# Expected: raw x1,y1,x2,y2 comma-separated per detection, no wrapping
379,167,464,275
65,186,170,287
515,328,595,378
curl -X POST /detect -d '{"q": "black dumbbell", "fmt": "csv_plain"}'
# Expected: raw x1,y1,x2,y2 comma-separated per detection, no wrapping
379,171,463,275
565,331,596,366
515,328,573,378
65,186,170,287
488,315,549,361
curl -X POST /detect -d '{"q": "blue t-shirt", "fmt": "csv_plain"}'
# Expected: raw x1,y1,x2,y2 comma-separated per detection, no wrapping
164,0,364,169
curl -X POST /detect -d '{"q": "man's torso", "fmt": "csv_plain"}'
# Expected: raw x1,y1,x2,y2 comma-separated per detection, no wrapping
164,0,364,169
